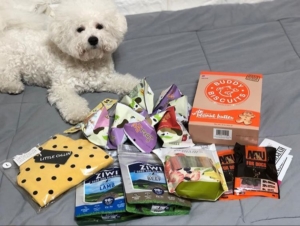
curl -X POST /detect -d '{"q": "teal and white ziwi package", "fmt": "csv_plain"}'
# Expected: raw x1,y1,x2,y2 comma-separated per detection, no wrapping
75,151,141,224
75,154,124,216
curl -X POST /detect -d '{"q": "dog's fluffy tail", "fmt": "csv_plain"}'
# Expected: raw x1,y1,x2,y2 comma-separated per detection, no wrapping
0,0,48,32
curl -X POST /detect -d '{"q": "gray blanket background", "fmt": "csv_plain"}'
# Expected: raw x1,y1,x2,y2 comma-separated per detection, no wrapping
1,0,300,225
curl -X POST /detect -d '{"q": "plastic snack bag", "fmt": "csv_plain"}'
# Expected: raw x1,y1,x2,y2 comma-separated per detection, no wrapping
233,143,280,199
118,145,191,216
107,103,145,149
75,151,142,225
123,111,166,153
64,98,117,134
217,149,249,201
152,84,183,114
0,134,114,212
79,107,110,147
120,95,149,118
153,145,228,201
157,106,194,148
128,78,154,115
168,95,191,124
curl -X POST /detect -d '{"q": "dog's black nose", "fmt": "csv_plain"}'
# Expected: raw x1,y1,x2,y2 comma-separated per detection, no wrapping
88,36,98,46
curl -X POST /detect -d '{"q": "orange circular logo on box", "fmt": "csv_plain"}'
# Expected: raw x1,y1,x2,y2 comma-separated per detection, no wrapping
205,79,250,105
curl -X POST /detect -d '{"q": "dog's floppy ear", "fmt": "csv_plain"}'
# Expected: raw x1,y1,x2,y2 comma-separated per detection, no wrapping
105,10,128,44
47,17,67,48
99,9,127,53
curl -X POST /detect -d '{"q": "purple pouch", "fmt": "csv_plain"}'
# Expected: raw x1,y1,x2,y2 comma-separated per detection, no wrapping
107,128,127,149
123,120,157,154
107,103,145,149
123,111,166,153
153,84,182,114
106,135,117,149
81,107,110,147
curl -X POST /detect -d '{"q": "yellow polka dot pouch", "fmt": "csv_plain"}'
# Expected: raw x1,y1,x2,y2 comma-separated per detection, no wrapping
0,134,113,212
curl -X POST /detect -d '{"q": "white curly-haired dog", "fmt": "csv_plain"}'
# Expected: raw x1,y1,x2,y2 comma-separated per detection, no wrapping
0,0,140,124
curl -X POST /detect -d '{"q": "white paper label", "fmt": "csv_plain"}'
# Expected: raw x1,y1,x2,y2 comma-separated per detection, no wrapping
277,155,293,182
213,128,232,140
13,147,41,166
259,138,291,169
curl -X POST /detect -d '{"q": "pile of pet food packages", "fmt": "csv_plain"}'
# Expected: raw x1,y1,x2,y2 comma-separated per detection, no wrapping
0,78,293,225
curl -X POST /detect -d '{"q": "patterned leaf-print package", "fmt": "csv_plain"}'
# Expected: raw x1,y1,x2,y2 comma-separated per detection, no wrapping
79,106,110,148
153,145,228,201
152,84,183,114
118,145,191,216
0,134,114,212
217,149,249,201
127,78,154,115
75,151,142,224
107,103,145,149
168,95,192,125
233,143,280,199
64,98,117,134
120,95,149,118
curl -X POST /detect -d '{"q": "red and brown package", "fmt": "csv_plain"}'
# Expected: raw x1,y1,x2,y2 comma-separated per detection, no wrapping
218,149,248,200
233,143,279,199
157,106,194,148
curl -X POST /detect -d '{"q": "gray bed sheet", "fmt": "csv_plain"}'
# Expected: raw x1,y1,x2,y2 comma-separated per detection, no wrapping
1,0,300,225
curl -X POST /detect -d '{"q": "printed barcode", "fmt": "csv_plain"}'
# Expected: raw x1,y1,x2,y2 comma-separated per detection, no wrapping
216,130,229,136
213,128,232,140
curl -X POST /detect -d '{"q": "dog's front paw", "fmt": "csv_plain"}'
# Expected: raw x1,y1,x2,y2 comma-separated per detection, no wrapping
117,74,141,95
0,81,24,94
58,100,91,125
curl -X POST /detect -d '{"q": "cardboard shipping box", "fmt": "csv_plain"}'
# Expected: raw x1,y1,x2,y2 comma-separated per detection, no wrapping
189,71,263,146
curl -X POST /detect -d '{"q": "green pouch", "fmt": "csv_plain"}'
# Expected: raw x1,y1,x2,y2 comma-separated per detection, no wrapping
75,212,142,225
153,145,228,201
126,203,190,216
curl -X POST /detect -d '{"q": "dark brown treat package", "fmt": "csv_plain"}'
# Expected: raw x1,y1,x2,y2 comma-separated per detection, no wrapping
233,143,279,199
218,149,249,200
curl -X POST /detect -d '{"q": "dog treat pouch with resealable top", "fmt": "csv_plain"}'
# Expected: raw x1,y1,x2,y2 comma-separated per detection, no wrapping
118,145,191,216
233,143,280,199
1,134,114,212
153,145,228,201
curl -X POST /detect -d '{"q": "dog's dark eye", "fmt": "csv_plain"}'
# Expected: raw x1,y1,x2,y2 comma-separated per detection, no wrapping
76,27,85,33
96,24,103,30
